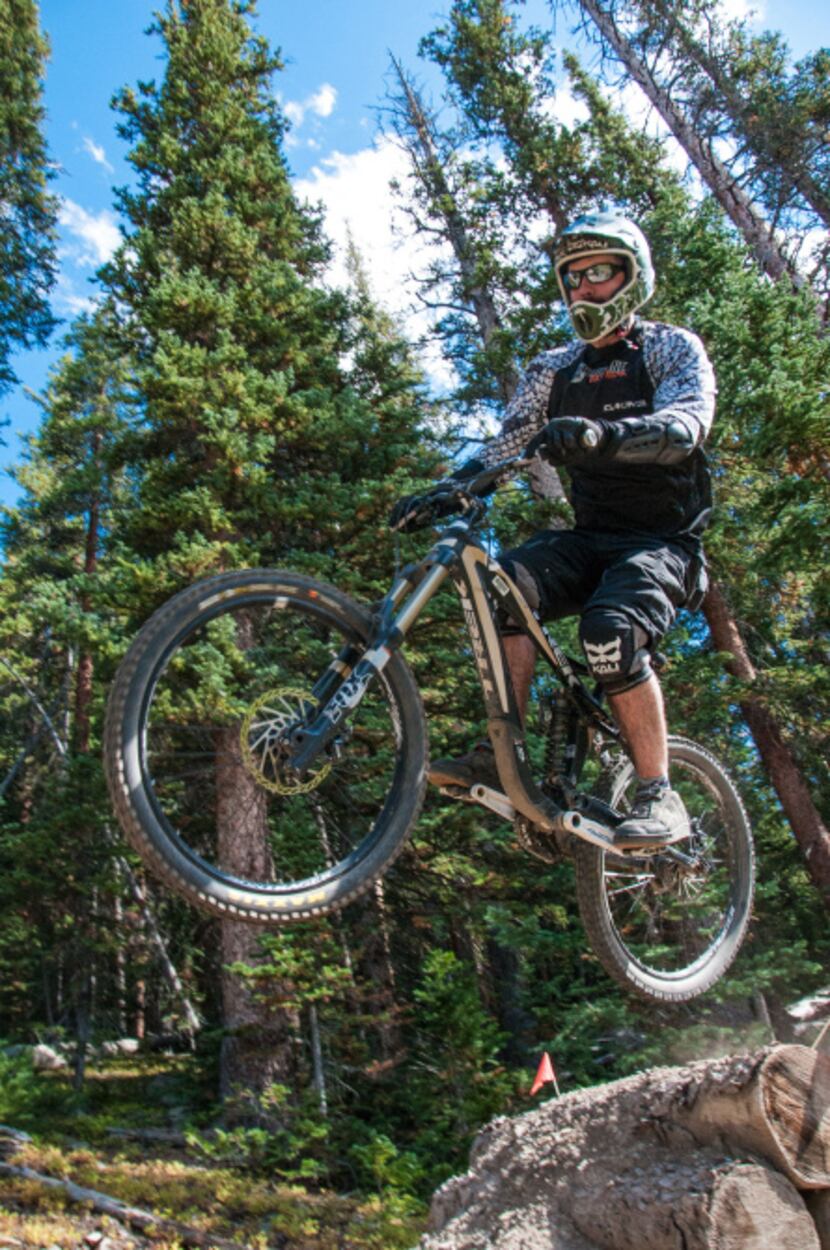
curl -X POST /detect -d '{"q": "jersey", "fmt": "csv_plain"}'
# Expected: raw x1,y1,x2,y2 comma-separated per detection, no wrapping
482,320,716,542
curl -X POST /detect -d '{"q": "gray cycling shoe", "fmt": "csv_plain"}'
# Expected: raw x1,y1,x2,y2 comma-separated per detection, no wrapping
428,742,502,791
613,780,691,850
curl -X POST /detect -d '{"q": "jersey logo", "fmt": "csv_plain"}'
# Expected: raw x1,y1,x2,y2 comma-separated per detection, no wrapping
584,637,622,675
570,358,630,385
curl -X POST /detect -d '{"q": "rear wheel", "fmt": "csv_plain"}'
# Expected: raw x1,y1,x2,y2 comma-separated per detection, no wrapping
574,736,754,1002
104,569,428,923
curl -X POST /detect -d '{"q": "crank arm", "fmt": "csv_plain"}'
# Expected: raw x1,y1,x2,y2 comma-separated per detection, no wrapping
439,783,516,823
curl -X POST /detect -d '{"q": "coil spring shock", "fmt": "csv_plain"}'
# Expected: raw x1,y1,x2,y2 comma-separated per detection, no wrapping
544,689,580,790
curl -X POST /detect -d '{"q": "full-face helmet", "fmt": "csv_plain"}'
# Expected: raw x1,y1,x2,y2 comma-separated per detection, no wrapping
553,211,655,342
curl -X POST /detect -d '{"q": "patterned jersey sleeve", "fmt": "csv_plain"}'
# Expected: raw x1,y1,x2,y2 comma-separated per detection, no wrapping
480,341,585,468
642,322,716,446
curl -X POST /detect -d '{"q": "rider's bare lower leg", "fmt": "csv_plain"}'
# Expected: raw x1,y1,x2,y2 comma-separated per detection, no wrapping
607,674,668,781
501,643,686,847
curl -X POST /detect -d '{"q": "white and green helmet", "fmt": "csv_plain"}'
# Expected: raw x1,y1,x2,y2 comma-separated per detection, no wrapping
553,211,655,342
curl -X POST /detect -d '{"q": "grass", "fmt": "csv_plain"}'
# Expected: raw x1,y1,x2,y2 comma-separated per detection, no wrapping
0,1052,427,1250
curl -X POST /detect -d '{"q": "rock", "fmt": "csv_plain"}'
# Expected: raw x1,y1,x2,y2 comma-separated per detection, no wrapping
787,988,830,1023
32,1044,68,1071
417,1046,830,1250
99,1039,141,1058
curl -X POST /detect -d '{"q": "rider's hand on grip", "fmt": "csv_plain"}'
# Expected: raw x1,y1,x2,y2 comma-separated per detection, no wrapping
389,483,459,532
525,416,605,465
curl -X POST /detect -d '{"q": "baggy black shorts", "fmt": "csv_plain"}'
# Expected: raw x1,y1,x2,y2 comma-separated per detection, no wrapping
501,528,699,645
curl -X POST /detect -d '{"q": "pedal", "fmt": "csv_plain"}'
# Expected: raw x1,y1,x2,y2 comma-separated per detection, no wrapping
438,782,515,822
561,809,684,855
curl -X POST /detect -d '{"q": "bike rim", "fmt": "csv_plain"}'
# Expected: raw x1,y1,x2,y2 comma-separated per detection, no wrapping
137,592,406,895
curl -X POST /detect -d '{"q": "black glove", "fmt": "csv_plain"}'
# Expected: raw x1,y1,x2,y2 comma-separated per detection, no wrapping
525,416,606,465
389,482,459,532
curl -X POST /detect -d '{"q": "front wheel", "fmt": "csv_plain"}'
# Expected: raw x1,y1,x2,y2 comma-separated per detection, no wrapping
104,569,428,923
574,736,754,1002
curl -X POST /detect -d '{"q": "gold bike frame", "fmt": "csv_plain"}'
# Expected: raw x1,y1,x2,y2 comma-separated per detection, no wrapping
375,518,619,833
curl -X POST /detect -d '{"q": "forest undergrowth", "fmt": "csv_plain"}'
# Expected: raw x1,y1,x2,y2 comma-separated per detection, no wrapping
0,1054,427,1250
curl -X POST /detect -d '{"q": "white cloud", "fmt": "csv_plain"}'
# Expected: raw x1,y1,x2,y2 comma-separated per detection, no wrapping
540,82,590,129
82,135,114,174
58,198,121,267
720,0,765,20
283,82,338,129
294,136,456,391
54,276,99,317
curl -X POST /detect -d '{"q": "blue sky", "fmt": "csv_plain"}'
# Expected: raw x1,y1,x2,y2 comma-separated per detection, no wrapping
2,0,828,509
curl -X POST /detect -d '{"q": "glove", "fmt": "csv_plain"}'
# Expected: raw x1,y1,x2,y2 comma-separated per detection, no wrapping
525,416,605,465
389,482,459,532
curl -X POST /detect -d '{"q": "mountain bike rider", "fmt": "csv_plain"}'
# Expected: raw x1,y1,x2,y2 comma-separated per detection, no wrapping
390,211,715,850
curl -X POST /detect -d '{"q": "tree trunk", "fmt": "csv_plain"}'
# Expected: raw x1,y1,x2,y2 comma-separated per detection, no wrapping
420,1045,830,1250
648,0,830,231
117,855,201,1041
308,1004,327,1118
359,880,403,1065
389,57,566,508
74,428,101,755
216,724,299,1125
577,0,803,290
703,581,830,899
665,1044,830,1190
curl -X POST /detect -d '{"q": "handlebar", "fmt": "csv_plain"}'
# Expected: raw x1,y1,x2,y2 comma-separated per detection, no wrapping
396,428,599,532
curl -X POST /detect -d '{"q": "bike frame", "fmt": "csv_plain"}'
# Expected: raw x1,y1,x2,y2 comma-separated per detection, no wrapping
288,511,622,841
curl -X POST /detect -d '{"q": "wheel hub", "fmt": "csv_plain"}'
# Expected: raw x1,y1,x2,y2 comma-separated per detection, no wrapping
240,686,332,795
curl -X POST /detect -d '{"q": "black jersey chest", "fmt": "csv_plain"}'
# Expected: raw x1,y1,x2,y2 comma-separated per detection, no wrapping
547,337,655,424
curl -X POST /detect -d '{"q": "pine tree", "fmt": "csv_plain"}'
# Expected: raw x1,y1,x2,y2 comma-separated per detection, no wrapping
95,0,437,1121
570,0,809,292
0,308,132,1058
0,0,58,396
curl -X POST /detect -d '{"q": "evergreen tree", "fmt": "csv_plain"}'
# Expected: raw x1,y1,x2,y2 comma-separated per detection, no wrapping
0,308,132,1057
0,0,58,397
95,0,437,1121
569,0,809,291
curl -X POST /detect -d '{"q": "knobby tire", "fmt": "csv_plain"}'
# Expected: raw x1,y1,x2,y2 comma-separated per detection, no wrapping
104,569,428,923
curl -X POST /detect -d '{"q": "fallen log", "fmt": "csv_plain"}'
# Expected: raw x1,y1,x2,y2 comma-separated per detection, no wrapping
0,1162,240,1250
571,1152,818,1250
106,1125,188,1145
420,1045,830,1250
655,1043,830,1188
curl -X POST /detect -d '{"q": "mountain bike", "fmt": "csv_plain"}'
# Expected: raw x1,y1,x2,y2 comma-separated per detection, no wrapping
104,457,754,1003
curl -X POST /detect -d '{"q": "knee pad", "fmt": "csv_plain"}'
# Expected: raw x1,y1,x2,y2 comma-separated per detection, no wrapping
579,608,652,694
496,559,541,636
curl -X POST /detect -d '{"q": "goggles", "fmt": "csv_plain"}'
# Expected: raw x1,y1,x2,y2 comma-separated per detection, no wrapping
562,261,627,290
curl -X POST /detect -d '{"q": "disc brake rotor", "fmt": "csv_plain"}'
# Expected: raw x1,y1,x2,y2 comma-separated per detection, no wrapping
240,686,332,795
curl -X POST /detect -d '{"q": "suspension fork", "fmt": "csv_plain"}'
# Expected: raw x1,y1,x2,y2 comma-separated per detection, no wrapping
286,532,464,776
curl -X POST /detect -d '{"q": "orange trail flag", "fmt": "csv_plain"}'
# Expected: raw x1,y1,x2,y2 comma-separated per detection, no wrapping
530,1051,560,1097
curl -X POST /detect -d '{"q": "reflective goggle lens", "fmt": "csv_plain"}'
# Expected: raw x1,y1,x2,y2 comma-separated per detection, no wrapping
563,262,625,289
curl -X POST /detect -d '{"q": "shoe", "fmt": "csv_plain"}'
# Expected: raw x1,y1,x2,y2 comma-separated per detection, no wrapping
613,780,691,850
428,742,502,791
